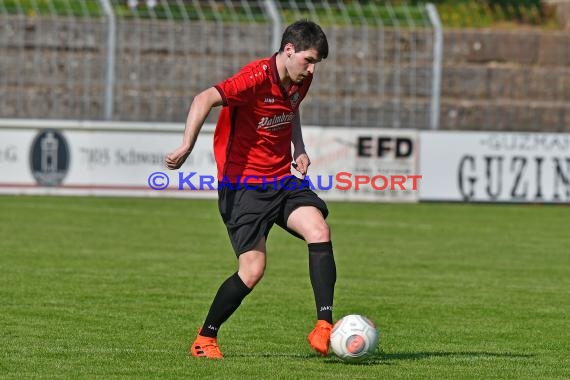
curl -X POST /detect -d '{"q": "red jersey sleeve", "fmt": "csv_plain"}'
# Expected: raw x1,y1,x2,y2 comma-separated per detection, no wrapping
214,62,270,107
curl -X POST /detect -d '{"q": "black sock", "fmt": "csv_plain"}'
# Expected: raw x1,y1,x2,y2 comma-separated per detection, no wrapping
200,272,252,338
308,241,336,324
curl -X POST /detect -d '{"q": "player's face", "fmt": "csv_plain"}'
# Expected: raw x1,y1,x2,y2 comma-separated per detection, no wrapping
286,47,321,83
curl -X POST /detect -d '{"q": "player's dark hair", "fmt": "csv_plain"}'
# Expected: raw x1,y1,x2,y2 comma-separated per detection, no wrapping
279,20,329,59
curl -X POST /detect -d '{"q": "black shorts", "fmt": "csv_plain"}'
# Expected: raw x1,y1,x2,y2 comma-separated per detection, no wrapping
218,176,329,256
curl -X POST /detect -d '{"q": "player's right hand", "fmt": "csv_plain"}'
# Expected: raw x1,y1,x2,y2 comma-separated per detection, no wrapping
293,153,311,179
165,146,190,170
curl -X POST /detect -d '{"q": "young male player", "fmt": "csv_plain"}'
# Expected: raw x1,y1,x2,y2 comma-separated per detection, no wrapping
165,20,336,359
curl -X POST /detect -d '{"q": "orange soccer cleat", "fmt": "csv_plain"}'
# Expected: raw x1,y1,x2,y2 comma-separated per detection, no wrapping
307,320,333,356
190,331,224,359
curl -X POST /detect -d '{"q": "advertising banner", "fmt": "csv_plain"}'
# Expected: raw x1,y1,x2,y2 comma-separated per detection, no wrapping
0,120,420,202
0,120,216,198
419,131,570,203
301,127,419,202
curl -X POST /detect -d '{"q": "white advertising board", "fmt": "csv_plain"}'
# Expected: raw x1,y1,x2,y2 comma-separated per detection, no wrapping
0,120,419,202
0,120,217,198
301,127,419,202
419,131,570,203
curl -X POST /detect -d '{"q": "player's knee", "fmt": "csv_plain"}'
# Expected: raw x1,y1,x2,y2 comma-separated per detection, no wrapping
241,270,264,288
305,221,330,243
239,263,265,288
238,248,266,288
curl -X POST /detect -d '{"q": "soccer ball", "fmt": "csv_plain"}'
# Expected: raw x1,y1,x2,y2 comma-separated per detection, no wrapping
330,314,380,362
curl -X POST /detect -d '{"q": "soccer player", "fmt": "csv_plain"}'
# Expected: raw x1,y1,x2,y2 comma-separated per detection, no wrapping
165,20,336,359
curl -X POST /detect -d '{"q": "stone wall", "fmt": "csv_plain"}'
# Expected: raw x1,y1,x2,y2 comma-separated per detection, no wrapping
0,16,568,131
440,29,569,131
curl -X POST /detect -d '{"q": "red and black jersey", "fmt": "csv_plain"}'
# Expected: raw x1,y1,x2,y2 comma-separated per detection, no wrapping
213,53,312,183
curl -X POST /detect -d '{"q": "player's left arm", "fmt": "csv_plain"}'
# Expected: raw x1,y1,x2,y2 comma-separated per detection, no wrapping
292,111,310,178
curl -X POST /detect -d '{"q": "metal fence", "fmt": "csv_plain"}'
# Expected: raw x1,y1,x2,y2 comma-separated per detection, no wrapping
0,0,441,129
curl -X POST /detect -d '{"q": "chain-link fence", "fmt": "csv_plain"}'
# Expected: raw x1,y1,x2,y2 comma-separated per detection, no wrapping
0,0,441,129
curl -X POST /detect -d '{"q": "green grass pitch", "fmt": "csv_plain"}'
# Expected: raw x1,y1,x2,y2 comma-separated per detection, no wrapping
1,196,568,379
